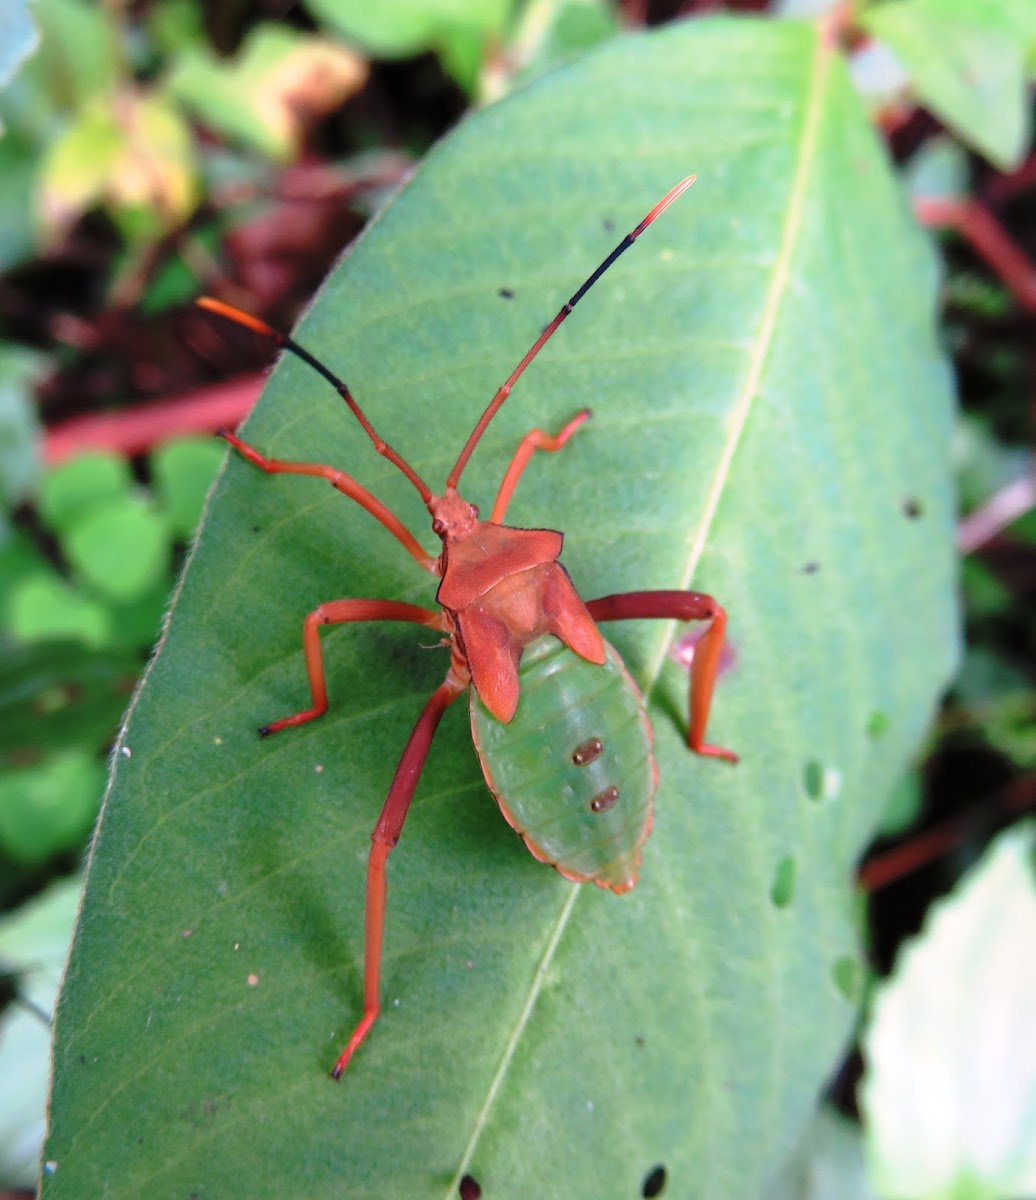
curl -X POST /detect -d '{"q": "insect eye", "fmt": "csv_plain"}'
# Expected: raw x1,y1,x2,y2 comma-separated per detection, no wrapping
432,518,446,535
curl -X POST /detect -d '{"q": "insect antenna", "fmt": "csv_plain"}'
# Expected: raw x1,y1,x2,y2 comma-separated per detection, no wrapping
196,296,433,503
446,174,696,490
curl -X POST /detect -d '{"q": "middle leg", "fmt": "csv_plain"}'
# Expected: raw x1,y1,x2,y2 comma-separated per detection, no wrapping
260,600,445,736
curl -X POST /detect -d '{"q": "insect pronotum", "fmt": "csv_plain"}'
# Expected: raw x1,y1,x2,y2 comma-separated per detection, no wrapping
198,174,738,1079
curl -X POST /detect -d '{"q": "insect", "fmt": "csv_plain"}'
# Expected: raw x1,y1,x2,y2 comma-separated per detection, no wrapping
198,174,738,1080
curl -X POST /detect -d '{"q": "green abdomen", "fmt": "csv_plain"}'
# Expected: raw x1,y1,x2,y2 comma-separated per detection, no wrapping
469,634,657,893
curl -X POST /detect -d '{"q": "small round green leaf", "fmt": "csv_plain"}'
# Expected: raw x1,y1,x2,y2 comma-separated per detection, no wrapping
0,749,104,864
63,496,169,602
38,452,132,535
8,572,111,648
151,436,226,538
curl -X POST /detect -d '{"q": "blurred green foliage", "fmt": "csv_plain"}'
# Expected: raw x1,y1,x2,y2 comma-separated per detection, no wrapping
0,438,223,869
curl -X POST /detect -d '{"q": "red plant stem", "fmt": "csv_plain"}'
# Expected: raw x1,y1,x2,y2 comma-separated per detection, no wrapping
957,472,1036,553
982,150,1036,205
857,771,1036,891
914,196,1036,312
43,373,264,465
857,814,976,892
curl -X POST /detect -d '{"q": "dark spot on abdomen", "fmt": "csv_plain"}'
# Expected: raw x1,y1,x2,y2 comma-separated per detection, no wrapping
590,786,619,813
572,737,604,766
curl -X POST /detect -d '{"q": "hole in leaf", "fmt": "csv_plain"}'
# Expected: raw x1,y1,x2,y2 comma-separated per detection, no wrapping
641,1163,667,1197
832,955,861,1003
866,710,889,741
803,759,824,800
770,856,796,908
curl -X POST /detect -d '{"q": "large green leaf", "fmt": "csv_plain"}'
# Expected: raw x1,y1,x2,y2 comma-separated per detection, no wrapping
860,0,1036,171
862,823,1036,1198
42,16,958,1199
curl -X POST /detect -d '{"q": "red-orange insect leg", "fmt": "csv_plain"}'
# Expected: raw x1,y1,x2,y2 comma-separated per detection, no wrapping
585,590,739,763
331,672,467,1079
489,409,592,524
220,430,436,572
260,600,445,737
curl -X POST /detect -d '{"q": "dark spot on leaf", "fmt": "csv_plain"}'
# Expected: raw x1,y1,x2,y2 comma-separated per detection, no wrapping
635,1035,645,1048
770,856,796,908
252,525,262,534
572,736,604,766
803,759,824,800
902,496,923,519
642,1163,667,1197
832,955,861,1002
497,287,514,300
603,218,615,233
867,710,889,740
460,1173,482,1199
801,560,820,574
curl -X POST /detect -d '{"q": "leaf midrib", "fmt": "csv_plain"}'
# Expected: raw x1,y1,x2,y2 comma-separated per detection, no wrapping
444,25,834,1197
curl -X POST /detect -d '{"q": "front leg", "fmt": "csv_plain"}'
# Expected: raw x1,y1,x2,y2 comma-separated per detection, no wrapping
585,591,738,763
489,409,591,524
260,600,445,736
